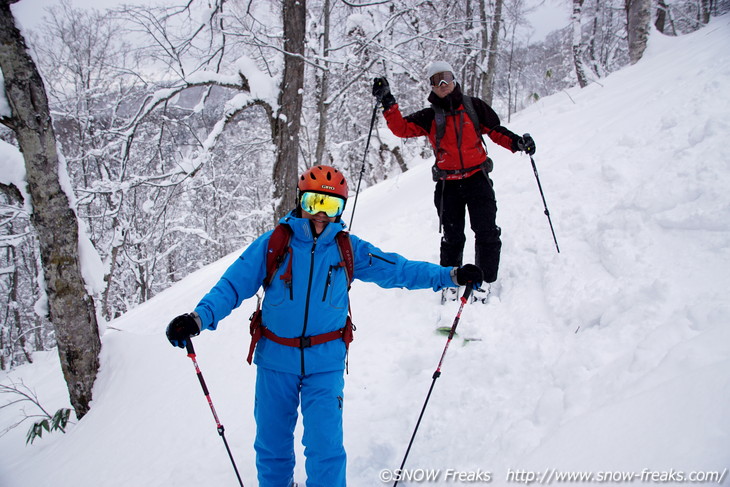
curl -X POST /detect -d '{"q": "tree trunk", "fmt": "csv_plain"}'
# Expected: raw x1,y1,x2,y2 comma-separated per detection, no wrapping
572,0,589,88
700,0,711,24
273,0,306,221
655,0,668,33
314,0,331,167
482,0,503,105
626,0,651,64
0,0,100,419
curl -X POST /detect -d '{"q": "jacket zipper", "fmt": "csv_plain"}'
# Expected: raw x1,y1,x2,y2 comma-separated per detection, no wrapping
368,252,396,265
322,265,336,301
287,254,294,300
300,237,317,375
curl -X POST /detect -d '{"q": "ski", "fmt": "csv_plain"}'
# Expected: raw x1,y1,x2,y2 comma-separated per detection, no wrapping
435,326,482,343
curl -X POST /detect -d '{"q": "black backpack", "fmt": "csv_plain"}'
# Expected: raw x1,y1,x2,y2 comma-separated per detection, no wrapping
431,95,492,181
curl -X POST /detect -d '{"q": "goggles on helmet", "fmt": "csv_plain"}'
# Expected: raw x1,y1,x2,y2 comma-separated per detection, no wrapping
429,71,454,86
300,192,346,218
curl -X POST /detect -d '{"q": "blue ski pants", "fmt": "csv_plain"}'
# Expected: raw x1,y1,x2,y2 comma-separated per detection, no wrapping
254,366,347,487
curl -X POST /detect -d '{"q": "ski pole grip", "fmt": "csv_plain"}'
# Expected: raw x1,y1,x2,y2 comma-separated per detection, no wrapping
461,285,473,302
186,338,196,356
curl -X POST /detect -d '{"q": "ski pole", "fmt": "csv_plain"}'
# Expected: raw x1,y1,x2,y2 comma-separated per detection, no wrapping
393,286,473,487
529,155,560,253
185,339,244,487
348,99,380,230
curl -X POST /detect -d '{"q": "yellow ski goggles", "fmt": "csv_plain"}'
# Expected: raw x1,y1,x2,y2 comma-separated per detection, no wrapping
300,192,346,218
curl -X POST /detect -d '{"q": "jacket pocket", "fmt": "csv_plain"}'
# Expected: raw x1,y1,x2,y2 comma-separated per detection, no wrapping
368,252,396,266
266,267,294,307
322,264,347,310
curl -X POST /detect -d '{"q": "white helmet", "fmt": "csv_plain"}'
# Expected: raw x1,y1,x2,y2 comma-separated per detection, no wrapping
425,61,455,80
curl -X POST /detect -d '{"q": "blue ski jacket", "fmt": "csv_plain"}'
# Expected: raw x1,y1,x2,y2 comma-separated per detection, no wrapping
194,211,456,375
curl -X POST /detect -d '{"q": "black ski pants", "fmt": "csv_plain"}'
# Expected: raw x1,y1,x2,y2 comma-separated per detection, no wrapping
434,170,501,283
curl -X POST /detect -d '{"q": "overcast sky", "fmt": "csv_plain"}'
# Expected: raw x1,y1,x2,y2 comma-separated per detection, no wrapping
10,0,148,30
10,0,570,42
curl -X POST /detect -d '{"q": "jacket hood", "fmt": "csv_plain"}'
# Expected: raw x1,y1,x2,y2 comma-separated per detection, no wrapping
428,82,464,111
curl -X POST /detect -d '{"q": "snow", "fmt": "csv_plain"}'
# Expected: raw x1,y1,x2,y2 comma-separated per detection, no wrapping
347,14,375,37
2,15,730,487
236,56,279,106
57,150,108,303
178,57,279,172
0,139,29,213
183,57,278,108
0,133,105,327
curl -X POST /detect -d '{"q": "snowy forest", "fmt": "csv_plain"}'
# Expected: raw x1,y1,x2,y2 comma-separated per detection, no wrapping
0,0,729,419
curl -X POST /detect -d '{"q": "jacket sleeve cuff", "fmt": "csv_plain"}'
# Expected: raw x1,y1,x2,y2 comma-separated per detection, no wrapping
190,311,203,332
450,267,459,286
383,102,398,114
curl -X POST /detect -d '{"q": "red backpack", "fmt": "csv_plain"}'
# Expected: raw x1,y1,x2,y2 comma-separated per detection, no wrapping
246,223,356,365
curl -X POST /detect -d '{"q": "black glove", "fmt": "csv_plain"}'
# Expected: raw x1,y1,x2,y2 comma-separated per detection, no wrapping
166,313,200,348
372,77,396,110
517,133,536,155
455,264,484,288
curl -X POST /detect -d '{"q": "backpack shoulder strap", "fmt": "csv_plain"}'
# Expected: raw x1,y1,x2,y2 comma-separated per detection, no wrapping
335,230,356,373
264,223,293,288
461,95,486,148
334,231,355,289
431,104,446,155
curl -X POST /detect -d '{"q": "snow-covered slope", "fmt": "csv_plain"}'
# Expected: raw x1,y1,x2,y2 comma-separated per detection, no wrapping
2,16,729,487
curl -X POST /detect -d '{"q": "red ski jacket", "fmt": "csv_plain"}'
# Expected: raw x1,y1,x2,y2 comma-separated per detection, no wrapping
384,84,519,180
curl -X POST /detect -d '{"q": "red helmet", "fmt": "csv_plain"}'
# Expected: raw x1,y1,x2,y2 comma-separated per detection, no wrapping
298,165,348,200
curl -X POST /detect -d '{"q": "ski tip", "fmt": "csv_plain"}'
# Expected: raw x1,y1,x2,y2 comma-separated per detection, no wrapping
435,326,457,337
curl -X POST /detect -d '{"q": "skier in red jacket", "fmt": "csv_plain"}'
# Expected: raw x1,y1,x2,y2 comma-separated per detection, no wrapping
372,61,536,302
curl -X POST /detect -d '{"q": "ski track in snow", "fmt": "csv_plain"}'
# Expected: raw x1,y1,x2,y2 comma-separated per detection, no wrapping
2,16,730,487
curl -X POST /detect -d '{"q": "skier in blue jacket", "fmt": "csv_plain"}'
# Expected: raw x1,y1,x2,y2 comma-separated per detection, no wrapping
166,165,482,487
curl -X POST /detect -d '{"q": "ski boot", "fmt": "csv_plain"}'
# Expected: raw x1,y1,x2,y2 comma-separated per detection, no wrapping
470,286,489,304
441,287,459,304
471,282,499,304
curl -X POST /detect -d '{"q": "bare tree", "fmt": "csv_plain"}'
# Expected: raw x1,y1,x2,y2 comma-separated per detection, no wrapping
314,0,332,166
482,0,504,104
0,0,100,418
700,0,712,23
8,0,710,368
273,0,307,221
626,0,652,64
0,178,40,370
655,0,674,34
572,0,589,87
